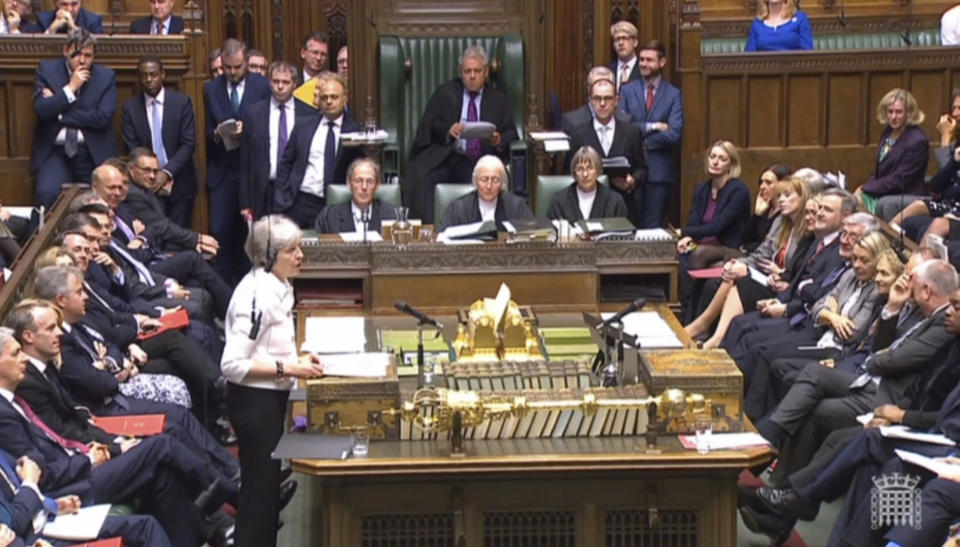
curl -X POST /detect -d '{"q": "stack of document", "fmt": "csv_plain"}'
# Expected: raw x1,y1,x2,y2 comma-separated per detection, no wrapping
601,311,683,349
529,131,571,152
301,316,366,354
321,352,391,378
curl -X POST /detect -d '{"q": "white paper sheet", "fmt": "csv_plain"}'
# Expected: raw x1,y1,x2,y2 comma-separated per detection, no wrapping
600,311,683,349
217,119,241,151
544,140,570,152
42,503,111,541
634,228,674,242
321,352,391,377
529,131,570,141
460,121,496,139
301,316,366,354
748,266,769,285
881,425,957,446
679,432,770,450
339,231,383,242
439,221,487,240
895,449,960,475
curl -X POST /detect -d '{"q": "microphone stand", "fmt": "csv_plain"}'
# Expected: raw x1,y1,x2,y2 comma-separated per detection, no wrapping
582,312,638,387
361,208,369,243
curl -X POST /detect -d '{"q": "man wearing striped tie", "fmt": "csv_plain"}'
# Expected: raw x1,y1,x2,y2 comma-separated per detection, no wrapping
128,0,184,35
121,56,197,228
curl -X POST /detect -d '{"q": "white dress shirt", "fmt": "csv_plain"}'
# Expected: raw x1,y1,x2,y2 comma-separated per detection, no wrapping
269,97,296,180
221,268,298,391
478,196,497,222
593,117,615,155
301,114,344,198
943,5,960,46
576,186,597,220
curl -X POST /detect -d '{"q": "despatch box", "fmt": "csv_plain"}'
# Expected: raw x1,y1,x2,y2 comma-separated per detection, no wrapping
306,362,401,439
638,349,744,430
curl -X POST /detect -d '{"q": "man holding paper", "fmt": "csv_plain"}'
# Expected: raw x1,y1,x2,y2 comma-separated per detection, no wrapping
203,38,270,282
406,45,518,223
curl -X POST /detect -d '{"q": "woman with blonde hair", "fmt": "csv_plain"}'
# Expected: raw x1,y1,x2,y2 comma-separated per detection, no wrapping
685,176,813,347
745,0,813,51
855,88,930,214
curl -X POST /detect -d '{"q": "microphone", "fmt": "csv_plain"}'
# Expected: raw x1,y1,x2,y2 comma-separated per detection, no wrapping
394,300,443,329
361,208,370,243
601,297,646,327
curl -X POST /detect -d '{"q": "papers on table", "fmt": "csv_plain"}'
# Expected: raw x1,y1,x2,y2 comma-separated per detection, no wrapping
216,119,241,150
438,220,497,243
321,352,391,378
600,311,684,349
461,121,497,139
895,449,960,475
301,316,366,354
880,425,957,446
634,228,674,242
339,230,384,242
678,432,770,451
544,139,570,152
43,503,111,541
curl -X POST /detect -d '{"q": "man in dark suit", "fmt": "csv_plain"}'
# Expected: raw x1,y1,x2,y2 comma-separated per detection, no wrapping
0,327,230,546
128,0,183,34
407,45,518,223
609,21,640,91
275,71,361,228
121,56,197,227
38,0,102,33
756,259,959,452
203,38,270,281
241,61,315,221
31,29,117,209
316,158,397,234
299,31,329,84
560,67,630,135
0,449,172,547
618,40,683,228
567,78,648,226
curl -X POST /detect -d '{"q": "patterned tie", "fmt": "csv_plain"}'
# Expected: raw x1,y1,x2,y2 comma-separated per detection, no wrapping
277,103,288,172
64,128,78,158
466,91,481,159
14,396,89,454
646,83,655,113
153,20,163,35
619,64,630,90
230,84,240,114
152,99,168,168
323,121,337,190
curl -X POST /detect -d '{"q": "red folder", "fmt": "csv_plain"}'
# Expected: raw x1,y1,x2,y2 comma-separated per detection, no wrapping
687,267,725,279
92,414,166,436
137,308,189,340
66,538,123,547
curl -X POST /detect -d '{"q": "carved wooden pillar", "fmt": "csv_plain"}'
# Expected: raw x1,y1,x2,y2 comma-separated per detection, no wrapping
677,0,702,223
183,0,210,231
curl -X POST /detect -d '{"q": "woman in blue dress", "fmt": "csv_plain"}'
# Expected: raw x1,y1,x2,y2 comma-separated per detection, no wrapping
745,0,813,52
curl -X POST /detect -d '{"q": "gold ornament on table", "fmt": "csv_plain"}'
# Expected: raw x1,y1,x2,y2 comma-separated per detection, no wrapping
452,283,542,361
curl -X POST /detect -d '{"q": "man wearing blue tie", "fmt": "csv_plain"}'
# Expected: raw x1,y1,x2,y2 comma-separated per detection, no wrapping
618,40,683,228
121,56,198,228
203,38,270,282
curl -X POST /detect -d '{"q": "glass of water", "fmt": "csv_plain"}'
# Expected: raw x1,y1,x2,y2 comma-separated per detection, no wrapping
352,430,370,457
694,415,712,455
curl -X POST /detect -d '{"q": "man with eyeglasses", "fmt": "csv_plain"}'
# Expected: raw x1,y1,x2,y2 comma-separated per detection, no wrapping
609,21,640,91
39,0,102,34
566,78,647,226
315,158,396,234
31,29,117,210
407,45,518,224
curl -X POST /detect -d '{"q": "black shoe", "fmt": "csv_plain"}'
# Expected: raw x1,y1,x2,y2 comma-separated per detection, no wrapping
278,479,297,512
194,477,228,517
739,505,795,547
280,465,293,484
756,486,819,521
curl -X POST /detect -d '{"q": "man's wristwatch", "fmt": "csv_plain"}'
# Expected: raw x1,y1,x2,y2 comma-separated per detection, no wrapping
276,360,285,377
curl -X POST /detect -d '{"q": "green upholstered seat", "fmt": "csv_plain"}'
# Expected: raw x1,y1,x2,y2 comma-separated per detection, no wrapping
701,28,941,54
325,184,403,207
434,183,476,226
534,175,609,217
379,34,527,194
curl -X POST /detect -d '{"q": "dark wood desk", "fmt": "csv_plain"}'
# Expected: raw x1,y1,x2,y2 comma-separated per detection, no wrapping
297,239,679,314
292,435,772,546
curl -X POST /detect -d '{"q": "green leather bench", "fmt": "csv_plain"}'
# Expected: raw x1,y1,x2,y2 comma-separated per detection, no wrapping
379,34,527,196
434,183,476,227
701,28,941,54
326,184,403,207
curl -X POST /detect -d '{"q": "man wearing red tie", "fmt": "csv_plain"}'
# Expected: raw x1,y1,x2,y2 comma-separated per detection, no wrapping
129,0,184,35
